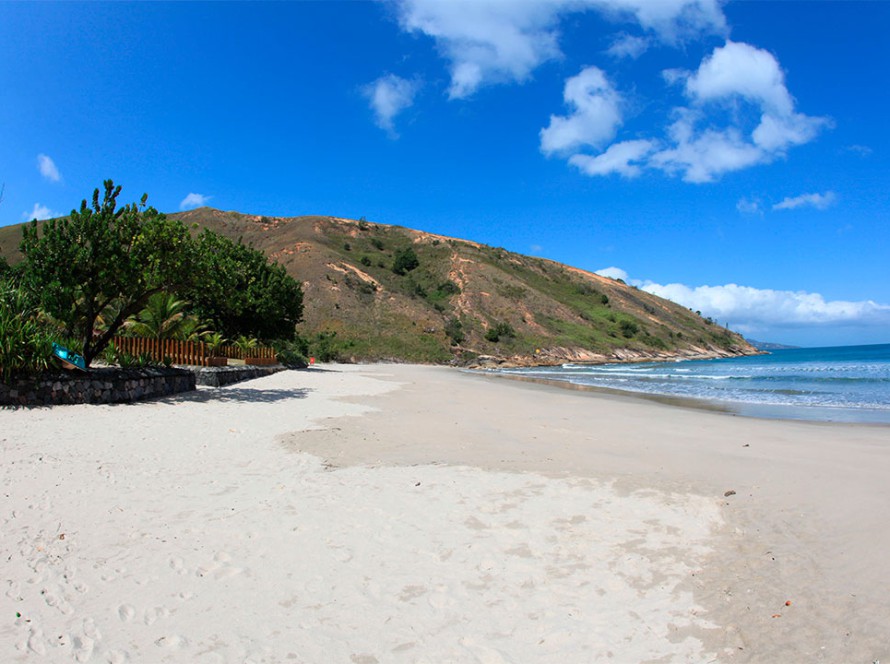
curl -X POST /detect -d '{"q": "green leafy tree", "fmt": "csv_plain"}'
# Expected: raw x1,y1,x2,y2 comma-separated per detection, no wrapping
391,247,419,275
19,180,196,366
187,230,303,341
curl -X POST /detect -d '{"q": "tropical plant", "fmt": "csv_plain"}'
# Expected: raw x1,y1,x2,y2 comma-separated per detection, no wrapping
125,292,191,340
204,332,228,356
233,335,259,353
0,279,57,381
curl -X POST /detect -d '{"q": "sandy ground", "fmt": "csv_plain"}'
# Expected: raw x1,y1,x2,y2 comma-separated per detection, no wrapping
1,364,888,663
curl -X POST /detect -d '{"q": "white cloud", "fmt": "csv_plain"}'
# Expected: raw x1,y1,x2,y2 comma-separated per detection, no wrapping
37,154,61,182
845,144,872,157
540,67,624,156
395,0,563,99
606,33,650,59
590,0,726,43
647,41,830,182
773,191,836,211
393,0,725,99
601,267,890,333
736,196,762,215
180,193,211,211
684,40,793,114
23,203,57,221
569,139,655,177
595,266,629,281
641,280,890,329
363,74,419,136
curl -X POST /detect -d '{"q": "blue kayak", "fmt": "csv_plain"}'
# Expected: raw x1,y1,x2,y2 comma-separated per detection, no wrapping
52,343,86,371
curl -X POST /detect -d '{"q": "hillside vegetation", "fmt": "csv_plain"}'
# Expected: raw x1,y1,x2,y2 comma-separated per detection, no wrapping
2,208,757,366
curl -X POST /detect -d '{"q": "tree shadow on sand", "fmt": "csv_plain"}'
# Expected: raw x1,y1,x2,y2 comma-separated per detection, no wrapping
154,385,313,406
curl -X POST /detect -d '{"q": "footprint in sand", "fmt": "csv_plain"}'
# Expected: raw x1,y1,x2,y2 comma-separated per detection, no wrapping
43,588,74,615
143,606,171,626
72,634,95,663
155,634,188,649
26,627,47,655
117,604,136,622
195,551,245,580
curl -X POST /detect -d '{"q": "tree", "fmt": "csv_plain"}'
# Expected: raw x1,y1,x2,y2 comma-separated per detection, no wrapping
19,180,196,366
391,246,419,275
186,230,303,340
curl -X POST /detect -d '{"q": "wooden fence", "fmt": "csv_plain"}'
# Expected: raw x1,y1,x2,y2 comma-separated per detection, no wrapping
111,337,278,367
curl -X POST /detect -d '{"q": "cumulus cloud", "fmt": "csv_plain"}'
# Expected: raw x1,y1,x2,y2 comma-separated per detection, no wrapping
389,1,821,183
180,193,211,211
595,266,630,281
393,0,725,98
37,154,61,182
23,203,57,221
736,196,762,215
591,0,726,43
395,0,563,99
606,33,650,59
546,41,827,182
772,191,836,211
540,67,624,155
601,267,890,333
648,41,830,182
569,139,655,177
642,280,890,330
363,74,419,136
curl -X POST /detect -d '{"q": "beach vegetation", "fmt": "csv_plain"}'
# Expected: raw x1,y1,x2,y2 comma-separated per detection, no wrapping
186,229,304,342
0,278,57,381
19,180,196,367
124,292,193,340
271,337,309,368
233,335,259,353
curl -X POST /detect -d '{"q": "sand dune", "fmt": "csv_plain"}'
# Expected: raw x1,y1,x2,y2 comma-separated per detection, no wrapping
2,364,888,662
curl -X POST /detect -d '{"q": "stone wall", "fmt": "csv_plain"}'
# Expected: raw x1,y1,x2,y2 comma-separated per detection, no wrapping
193,365,285,388
0,367,196,408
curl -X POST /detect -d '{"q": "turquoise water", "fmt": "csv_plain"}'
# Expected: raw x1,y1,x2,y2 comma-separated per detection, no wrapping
499,343,890,423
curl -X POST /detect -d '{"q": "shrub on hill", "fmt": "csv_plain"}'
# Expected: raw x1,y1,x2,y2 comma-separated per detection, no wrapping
391,247,419,275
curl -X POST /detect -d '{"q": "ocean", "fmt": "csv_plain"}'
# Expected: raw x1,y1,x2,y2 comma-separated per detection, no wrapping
497,343,890,423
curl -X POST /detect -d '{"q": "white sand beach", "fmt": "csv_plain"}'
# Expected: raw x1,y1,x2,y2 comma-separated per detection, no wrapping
2,364,888,663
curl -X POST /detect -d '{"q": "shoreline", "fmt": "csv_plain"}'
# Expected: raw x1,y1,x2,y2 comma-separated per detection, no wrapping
3,364,888,662
472,368,890,425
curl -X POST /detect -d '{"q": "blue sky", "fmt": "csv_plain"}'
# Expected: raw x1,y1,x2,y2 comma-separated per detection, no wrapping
2,1,888,347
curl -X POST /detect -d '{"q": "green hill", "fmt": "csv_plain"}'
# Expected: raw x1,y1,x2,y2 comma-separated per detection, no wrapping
1,209,758,365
